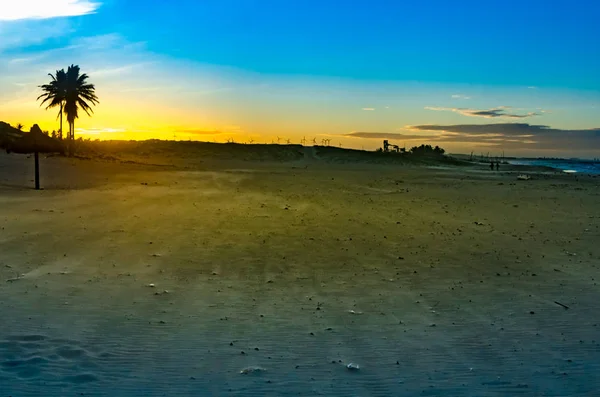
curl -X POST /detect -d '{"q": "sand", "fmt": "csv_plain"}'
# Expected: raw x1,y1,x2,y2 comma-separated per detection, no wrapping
1,150,599,396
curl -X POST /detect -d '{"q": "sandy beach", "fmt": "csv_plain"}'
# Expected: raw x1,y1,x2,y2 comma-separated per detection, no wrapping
1,149,599,396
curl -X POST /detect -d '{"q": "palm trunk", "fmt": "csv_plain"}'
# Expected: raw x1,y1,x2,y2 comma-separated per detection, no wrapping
59,103,63,140
69,121,75,156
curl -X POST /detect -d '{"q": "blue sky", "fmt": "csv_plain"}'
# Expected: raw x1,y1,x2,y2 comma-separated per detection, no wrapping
0,0,599,156
85,0,600,89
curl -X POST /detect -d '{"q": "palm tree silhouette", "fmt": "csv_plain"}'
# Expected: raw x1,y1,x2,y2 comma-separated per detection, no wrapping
15,123,24,131
63,65,99,144
38,69,67,139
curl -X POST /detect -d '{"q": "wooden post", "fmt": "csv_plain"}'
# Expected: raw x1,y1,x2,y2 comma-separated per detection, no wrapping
34,151,40,190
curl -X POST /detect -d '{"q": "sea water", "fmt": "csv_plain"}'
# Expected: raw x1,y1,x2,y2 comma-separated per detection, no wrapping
509,159,600,175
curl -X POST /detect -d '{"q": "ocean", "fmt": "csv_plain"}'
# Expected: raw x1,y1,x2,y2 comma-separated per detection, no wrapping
509,158,600,175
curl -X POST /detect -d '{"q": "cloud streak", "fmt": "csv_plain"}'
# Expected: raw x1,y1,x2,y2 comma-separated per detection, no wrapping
344,123,600,152
175,129,225,136
346,132,436,140
0,0,101,21
425,106,541,119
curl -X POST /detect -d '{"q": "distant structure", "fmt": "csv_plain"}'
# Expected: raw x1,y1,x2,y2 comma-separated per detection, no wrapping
383,140,405,153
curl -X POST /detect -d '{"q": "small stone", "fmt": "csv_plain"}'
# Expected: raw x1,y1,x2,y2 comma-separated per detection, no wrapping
240,366,265,375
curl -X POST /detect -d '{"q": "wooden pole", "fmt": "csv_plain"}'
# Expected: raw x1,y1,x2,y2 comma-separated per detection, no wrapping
34,151,40,190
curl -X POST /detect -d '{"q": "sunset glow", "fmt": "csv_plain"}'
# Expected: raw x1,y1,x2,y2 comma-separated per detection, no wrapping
1,0,599,157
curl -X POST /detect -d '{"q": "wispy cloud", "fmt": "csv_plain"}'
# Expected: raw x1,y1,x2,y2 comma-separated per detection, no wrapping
75,127,126,135
451,94,471,100
0,0,101,21
88,63,155,78
175,129,226,136
345,132,437,140
425,106,541,119
362,108,375,111
0,19,72,51
344,124,600,152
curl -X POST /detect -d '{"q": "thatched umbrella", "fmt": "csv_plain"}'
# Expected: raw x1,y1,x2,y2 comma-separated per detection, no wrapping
0,121,24,148
8,124,65,190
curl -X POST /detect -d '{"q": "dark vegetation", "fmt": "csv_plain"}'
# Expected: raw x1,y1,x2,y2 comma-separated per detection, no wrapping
2,124,468,166
64,139,469,166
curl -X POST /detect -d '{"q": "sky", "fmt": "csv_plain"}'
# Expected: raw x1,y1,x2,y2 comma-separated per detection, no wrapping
0,0,599,157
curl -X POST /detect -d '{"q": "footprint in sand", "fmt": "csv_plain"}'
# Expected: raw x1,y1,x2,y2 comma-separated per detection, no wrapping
0,334,110,384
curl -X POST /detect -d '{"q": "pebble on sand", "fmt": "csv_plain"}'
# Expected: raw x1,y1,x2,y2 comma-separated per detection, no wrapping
240,366,266,375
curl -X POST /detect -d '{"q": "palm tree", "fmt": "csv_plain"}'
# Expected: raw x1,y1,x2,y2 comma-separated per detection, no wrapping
38,69,67,139
63,65,99,144
15,123,24,131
